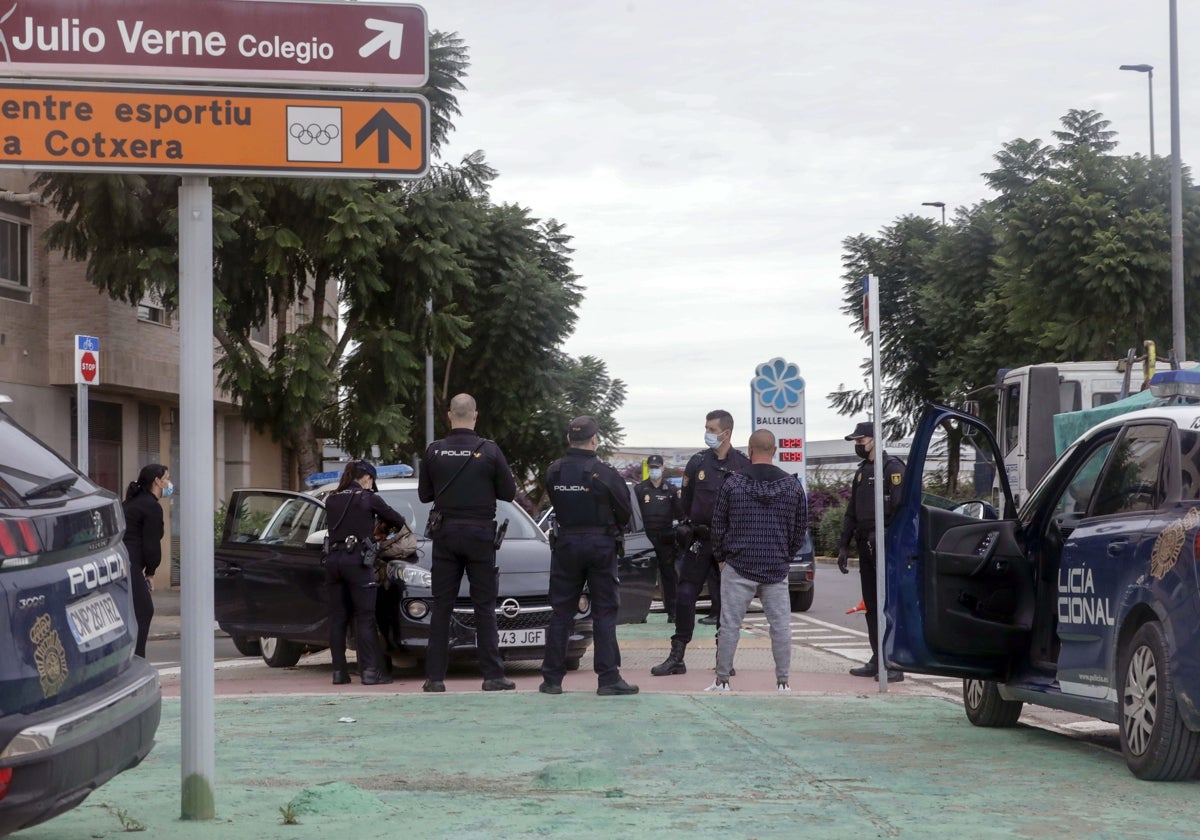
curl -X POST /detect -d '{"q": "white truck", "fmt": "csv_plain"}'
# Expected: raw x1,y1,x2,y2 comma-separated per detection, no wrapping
993,347,1173,504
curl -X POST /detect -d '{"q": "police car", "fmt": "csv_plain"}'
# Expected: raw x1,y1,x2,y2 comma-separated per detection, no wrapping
885,371,1200,779
0,399,161,833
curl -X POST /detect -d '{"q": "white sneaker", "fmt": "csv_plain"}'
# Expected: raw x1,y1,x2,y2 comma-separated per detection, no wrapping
705,679,730,692
777,681,791,692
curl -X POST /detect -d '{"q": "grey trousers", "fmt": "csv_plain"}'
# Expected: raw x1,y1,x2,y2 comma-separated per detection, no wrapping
716,564,791,682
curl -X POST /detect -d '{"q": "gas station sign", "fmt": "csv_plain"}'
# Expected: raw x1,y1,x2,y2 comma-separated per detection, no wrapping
750,357,807,486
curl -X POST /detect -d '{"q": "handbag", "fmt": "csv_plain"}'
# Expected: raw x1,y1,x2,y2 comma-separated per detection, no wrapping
377,523,418,559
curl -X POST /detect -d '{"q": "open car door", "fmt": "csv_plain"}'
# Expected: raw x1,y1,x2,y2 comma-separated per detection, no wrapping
884,405,1035,680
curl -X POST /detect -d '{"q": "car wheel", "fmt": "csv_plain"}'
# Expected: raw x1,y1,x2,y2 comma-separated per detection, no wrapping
1118,622,1200,780
230,634,262,657
260,636,303,668
962,678,1022,727
565,657,582,671
790,588,814,612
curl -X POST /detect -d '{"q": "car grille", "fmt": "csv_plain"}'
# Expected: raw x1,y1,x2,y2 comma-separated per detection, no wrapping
453,596,553,632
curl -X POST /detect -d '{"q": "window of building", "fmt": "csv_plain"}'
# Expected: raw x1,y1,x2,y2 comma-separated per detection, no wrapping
137,290,168,325
0,215,32,303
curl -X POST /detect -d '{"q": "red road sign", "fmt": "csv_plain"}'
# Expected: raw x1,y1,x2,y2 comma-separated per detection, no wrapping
79,350,97,383
0,0,428,88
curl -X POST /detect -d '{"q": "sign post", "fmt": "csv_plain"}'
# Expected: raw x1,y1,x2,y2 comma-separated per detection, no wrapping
866,274,888,692
0,1,433,821
73,334,99,474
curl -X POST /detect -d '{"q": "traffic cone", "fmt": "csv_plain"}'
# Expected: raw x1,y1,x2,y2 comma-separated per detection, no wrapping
846,599,866,614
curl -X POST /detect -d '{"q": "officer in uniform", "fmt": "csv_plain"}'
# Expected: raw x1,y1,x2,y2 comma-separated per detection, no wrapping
324,460,408,686
651,409,750,677
418,393,518,693
539,415,639,696
837,420,905,682
634,454,683,623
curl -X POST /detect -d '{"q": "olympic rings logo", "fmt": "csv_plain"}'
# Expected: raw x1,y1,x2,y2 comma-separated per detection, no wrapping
289,122,341,145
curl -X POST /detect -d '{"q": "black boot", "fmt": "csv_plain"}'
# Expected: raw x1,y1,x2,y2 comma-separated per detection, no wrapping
651,640,687,676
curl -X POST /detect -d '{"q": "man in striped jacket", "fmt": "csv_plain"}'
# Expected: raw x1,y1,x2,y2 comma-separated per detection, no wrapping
707,429,808,692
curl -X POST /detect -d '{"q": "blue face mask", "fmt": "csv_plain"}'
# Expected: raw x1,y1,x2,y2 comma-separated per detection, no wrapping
161,481,174,499
704,431,722,449
649,468,663,482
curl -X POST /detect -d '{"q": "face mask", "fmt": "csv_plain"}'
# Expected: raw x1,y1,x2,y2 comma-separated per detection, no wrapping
704,432,722,449
161,481,174,499
854,444,869,459
649,468,663,482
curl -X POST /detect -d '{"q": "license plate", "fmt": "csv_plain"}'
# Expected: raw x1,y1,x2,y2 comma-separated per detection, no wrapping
67,591,126,646
498,628,545,647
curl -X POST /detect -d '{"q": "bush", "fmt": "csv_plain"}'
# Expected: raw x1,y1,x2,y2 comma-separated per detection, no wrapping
817,504,846,557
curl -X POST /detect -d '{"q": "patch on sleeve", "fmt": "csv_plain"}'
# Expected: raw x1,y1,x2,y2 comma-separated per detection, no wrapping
891,473,901,485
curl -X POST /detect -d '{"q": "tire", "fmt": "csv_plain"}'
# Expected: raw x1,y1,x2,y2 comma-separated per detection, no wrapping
565,657,582,672
963,679,1022,727
230,634,262,657
260,636,303,668
790,588,814,613
1118,622,1200,780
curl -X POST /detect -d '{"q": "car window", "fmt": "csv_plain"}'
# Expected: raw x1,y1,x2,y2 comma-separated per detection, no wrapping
260,498,321,547
1003,382,1020,456
226,493,310,543
1178,429,1200,501
0,411,100,505
1052,441,1114,525
1091,424,1168,516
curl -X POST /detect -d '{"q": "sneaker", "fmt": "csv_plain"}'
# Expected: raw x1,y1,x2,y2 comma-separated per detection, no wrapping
704,679,730,692
597,679,639,696
538,681,563,695
777,681,791,692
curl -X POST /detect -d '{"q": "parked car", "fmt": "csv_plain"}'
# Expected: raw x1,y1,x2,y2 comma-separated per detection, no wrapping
214,472,658,674
886,384,1200,780
0,400,161,834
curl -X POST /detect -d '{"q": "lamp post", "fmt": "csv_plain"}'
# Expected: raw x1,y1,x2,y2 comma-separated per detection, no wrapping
921,201,946,225
1119,63,1155,157
1168,0,1184,362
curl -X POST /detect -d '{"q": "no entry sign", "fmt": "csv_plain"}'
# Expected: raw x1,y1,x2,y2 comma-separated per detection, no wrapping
0,0,428,88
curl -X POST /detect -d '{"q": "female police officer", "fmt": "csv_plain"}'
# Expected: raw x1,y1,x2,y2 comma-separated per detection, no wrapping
324,460,408,686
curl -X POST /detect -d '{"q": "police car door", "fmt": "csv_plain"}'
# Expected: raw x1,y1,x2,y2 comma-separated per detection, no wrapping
885,405,1033,679
1053,422,1168,702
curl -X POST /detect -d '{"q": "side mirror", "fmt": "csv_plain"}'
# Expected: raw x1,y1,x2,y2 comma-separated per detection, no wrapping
952,500,998,520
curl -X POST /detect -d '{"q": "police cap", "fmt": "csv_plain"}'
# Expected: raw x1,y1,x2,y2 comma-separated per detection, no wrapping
568,415,599,441
845,421,874,441
647,454,664,467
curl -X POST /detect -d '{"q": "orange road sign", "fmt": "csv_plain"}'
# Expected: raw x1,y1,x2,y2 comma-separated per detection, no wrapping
0,81,428,179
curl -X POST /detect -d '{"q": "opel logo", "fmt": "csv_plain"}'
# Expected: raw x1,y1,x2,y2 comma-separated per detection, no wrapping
500,598,521,618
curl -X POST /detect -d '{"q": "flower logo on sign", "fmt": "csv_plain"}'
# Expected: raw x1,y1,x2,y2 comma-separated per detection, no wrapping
753,358,804,411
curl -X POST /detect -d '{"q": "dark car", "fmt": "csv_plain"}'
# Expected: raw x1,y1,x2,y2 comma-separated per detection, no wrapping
885,385,1200,780
0,401,161,834
214,475,657,673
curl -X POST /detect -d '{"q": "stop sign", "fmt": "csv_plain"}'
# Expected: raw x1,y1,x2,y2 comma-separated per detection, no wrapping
80,351,97,383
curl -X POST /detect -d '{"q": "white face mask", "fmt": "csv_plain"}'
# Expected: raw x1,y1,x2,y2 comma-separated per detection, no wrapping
704,431,722,449
649,468,663,481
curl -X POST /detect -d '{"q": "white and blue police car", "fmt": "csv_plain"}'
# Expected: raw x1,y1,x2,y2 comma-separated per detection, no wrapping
884,370,1200,779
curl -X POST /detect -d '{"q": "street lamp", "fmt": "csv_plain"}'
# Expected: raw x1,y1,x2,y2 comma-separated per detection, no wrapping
1119,63,1155,157
921,201,946,225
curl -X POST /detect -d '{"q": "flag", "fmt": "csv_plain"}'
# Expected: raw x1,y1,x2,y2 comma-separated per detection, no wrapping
861,275,870,330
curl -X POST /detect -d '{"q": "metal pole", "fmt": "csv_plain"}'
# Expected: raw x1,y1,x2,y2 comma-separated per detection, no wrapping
868,273,887,692
425,296,434,449
178,176,215,820
1148,68,1156,158
1170,0,1185,361
76,383,88,475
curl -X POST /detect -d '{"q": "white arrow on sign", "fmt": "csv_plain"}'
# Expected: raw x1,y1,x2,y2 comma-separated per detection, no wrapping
359,19,405,60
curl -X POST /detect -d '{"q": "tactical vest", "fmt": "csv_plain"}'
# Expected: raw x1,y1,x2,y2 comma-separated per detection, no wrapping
552,456,615,531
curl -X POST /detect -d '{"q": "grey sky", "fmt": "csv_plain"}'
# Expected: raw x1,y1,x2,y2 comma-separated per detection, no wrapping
435,1,1189,446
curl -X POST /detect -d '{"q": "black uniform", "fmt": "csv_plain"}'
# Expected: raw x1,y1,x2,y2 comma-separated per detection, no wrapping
324,488,407,678
674,446,751,643
122,489,163,658
633,477,683,621
541,448,633,688
839,452,905,655
418,428,517,683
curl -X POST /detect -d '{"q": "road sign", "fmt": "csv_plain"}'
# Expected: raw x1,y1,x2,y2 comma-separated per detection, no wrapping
0,81,428,178
0,0,428,88
74,334,99,385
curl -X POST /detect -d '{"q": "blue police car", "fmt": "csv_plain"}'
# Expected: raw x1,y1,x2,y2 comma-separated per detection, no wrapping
885,371,1200,780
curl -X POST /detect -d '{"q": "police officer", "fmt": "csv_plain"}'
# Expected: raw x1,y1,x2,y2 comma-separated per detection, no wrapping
634,454,683,623
325,460,408,686
418,393,518,693
540,415,639,696
651,409,750,677
837,420,905,682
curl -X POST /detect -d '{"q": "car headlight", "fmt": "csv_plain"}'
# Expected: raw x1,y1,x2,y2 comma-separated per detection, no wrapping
389,561,432,588
404,600,429,620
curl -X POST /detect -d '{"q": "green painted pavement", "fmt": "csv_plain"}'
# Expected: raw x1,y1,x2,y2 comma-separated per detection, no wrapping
16,693,1197,839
